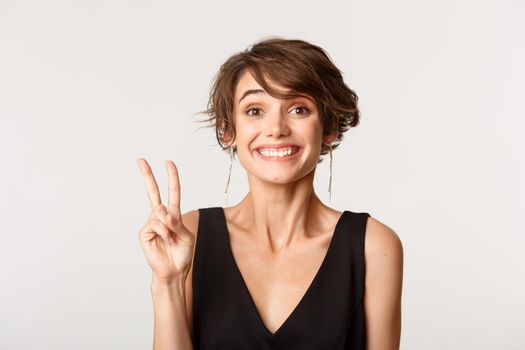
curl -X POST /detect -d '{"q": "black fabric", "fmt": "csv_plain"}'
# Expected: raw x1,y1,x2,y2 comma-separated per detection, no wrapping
192,206,371,349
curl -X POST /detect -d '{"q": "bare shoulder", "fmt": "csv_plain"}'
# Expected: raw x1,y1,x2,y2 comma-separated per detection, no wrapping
363,215,403,349
364,216,403,258
181,209,200,235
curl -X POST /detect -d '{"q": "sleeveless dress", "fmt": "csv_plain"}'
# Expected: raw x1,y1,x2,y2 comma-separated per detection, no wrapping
192,206,371,349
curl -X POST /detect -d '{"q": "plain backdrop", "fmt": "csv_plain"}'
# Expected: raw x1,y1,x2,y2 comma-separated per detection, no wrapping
1,0,524,349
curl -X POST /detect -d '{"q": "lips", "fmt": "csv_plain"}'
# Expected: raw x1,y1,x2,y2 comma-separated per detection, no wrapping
253,144,303,161
255,146,300,157
254,143,301,152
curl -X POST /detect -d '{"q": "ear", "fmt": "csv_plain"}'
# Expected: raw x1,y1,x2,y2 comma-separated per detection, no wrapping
224,133,235,148
221,122,235,148
323,130,339,145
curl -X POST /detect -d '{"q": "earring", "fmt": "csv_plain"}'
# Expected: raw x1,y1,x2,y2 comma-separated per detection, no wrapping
224,145,234,206
327,143,333,203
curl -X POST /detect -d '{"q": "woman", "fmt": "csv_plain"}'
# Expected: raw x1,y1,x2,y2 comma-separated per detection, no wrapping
137,37,403,349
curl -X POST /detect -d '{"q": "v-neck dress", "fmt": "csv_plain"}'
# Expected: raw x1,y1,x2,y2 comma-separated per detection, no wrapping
192,206,371,349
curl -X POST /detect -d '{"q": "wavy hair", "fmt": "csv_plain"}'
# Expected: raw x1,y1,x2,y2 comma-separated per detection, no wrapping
197,36,361,163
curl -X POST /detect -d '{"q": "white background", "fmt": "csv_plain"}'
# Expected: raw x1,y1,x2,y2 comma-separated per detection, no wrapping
1,0,524,349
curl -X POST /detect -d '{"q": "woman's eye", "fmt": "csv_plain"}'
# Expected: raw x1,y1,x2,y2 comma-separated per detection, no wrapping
245,108,262,117
244,106,310,117
290,106,310,115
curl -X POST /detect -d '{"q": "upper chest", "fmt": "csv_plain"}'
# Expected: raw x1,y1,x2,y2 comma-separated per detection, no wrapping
226,219,336,335
190,207,371,348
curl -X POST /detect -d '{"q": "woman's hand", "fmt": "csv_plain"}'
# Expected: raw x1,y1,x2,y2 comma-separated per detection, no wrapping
137,158,195,282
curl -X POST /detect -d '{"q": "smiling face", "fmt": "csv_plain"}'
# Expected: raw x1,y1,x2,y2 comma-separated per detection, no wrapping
229,69,334,185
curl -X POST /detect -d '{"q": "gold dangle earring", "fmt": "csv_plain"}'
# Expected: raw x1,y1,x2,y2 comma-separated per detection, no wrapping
224,145,234,206
328,143,333,203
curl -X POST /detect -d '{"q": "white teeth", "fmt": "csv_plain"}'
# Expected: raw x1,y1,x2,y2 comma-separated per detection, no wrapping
258,147,298,157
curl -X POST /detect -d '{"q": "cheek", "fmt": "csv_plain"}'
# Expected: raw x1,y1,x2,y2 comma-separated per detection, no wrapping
299,121,323,140
235,122,259,144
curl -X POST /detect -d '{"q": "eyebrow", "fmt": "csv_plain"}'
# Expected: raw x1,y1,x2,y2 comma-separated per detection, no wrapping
237,88,316,106
238,89,266,104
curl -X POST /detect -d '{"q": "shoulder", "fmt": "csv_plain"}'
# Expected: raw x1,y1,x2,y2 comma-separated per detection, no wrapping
362,215,404,306
364,215,403,259
363,215,403,348
181,209,200,235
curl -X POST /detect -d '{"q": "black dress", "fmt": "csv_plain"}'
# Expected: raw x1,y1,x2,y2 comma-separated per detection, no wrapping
192,206,371,349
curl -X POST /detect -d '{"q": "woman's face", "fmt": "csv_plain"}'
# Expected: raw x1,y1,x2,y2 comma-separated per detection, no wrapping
231,69,331,185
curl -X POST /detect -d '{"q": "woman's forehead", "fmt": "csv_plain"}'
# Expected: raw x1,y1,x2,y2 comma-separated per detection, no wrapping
234,70,314,104
234,70,277,97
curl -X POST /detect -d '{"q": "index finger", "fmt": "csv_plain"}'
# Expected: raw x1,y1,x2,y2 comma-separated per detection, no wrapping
166,160,181,213
137,158,162,210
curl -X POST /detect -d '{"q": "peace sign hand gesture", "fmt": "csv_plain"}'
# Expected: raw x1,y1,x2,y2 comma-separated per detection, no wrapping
137,159,196,282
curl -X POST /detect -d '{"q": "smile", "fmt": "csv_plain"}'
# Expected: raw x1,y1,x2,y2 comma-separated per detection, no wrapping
254,146,302,161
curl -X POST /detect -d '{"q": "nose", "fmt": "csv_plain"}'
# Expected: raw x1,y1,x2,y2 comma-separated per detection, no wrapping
265,111,290,138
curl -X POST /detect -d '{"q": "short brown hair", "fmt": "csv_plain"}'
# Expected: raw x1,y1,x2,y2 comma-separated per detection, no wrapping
198,36,361,163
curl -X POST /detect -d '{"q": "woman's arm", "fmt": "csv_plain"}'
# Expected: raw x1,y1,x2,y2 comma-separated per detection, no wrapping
364,217,404,350
150,209,199,350
151,275,193,350
137,159,195,349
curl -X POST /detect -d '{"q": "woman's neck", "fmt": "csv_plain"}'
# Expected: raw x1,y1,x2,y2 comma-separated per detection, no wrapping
230,170,329,252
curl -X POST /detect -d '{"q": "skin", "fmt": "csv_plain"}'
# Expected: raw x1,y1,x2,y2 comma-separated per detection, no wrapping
138,69,404,349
